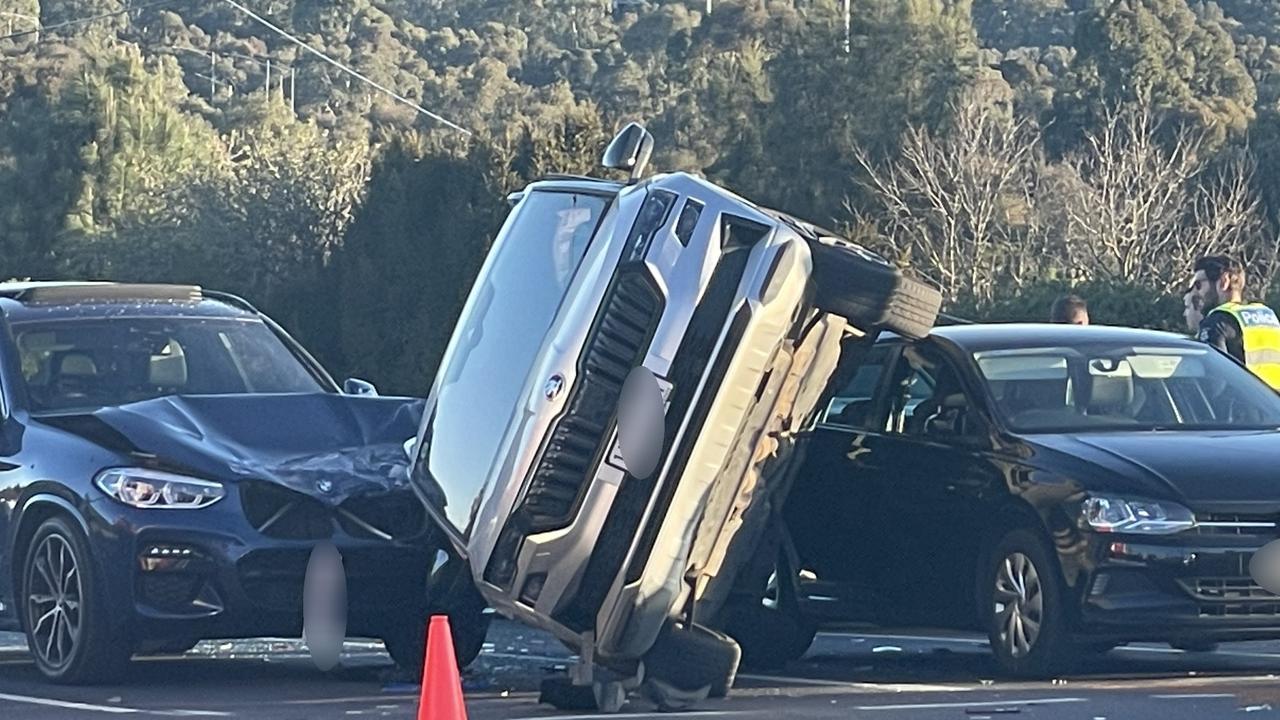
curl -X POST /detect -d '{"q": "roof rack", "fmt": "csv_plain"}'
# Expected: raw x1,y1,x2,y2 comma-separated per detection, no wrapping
10,283,203,305
202,289,259,314
541,173,614,183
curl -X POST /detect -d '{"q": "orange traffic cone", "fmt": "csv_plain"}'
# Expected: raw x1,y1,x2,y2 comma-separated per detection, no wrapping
417,615,468,720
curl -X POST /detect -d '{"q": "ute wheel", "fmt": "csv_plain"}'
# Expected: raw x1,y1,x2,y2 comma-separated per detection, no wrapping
539,677,600,711
980,528,1076,678
384,554,491,673
807,237,941,339
719,597,816,671
642,622,740,705
382,610,489,673
21,516,132,684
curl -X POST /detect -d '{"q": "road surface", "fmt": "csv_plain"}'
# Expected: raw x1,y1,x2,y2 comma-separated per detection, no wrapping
3,621,1280,718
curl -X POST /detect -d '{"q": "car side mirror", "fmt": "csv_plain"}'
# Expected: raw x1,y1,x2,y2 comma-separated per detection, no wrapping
343,378,378,396
602,122,655,183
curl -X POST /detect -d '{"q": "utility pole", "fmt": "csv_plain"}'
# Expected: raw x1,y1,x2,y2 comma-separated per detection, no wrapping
843,0,850,54
210,51,217,99
289,67,296,113
265,59,271,98
706,0,713,14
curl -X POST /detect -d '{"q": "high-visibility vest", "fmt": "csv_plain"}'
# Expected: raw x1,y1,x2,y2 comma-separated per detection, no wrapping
1209,302,1280,389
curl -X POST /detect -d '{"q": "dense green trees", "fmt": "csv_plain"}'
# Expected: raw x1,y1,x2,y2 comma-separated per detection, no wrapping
5,1,1280,392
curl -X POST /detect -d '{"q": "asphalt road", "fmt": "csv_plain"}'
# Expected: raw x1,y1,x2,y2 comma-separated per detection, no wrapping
4,621,1280,718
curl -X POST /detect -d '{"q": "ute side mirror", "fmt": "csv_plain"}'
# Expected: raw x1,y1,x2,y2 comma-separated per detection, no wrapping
602,122,655,183
343,378,378,396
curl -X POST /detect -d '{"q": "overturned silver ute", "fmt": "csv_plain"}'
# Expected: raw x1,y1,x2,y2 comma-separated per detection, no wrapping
409,124,941,710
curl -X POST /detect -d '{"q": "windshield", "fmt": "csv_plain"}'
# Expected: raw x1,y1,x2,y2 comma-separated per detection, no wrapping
974,343,1280,432
425,189,609,534
12,317,324,413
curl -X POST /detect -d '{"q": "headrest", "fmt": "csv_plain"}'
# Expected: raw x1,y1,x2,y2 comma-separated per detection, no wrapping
149,353,188,387
55,352,97,377
1088,374,1133,412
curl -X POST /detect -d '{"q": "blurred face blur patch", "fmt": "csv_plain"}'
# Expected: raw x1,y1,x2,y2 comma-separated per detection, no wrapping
303,541,348,671
1250,539,1280,596
617,366,666,479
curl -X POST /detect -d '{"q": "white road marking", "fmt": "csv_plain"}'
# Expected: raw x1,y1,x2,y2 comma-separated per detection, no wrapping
0,692,230,716
817,631,987,646
819,629,1280,662
856,696,1087,711
483,651,576,664
738,674,967,693
1152,693,1236,699
506,712,745,720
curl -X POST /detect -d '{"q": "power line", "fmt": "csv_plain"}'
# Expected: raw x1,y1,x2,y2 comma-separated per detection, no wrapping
0,0,471,136
218,0,471,136
0,0,180,42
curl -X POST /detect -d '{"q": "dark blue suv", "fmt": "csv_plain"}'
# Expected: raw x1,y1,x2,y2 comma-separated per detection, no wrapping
0,282,464,683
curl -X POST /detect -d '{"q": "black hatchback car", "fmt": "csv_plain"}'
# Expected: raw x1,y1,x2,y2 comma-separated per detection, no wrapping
721,324,1280,676
0,282,451,683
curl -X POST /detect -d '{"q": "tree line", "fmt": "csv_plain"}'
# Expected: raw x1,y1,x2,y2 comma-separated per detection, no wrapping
2,0,1279,394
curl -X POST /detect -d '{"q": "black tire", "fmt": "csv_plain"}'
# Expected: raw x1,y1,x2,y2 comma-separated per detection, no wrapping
807,237,941,340
539,677,599,711
980,527,1076,678
21,516,132,684
643,622,741,701
382,609,489,673
718,598,816,671
383,555,491,673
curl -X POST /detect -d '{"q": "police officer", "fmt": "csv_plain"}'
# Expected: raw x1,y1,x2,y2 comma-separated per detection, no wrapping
1189,255,1280,389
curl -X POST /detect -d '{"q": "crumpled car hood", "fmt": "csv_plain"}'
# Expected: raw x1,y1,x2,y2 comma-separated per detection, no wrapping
38,393,425,504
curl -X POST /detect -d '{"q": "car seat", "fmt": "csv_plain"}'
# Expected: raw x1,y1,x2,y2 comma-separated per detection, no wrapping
1086,373,1135,418
49,351,99,405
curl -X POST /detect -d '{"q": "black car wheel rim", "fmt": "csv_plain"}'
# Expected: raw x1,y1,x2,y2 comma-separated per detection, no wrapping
993,552,1042,658
26,534,83,670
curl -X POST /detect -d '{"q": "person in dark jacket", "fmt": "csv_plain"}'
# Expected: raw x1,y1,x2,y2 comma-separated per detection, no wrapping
1050,294,1089,325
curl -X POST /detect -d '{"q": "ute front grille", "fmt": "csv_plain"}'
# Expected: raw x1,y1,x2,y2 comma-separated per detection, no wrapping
518,270,662,532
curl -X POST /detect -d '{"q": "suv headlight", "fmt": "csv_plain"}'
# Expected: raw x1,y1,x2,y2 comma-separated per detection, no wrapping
95,468,225,509
625,189,677,262
1081,494,1195,534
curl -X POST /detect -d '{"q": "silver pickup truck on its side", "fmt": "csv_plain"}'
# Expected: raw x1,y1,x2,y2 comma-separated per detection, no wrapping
409,124,942,710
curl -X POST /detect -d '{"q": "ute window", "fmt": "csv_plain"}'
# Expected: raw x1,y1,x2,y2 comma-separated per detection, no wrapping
975,344,1280,432
13,318,323,412
426,189,610,535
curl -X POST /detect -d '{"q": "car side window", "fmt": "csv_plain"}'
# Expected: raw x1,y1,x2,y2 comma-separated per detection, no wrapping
822,346,893,430
887,346,972,438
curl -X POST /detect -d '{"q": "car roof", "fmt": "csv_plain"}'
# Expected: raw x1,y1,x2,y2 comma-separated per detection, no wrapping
895,323,1196,352
0,282,259,322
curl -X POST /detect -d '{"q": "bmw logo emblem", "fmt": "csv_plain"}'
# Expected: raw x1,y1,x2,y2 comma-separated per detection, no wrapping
544,374,565,400
316,479,334,494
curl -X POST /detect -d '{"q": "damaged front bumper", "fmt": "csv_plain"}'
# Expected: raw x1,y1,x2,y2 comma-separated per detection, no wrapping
1077,535,1280,643
87,487,434,643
